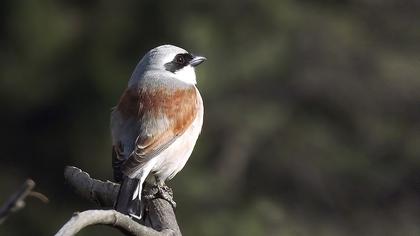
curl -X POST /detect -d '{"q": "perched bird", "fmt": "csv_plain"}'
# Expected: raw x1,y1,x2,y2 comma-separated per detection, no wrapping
111,45,206,218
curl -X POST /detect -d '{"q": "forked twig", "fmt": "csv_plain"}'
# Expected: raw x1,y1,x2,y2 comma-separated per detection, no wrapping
0,179,49,224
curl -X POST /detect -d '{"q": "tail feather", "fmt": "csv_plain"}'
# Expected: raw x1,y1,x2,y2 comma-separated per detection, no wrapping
114,176,142,217
115,160,156,218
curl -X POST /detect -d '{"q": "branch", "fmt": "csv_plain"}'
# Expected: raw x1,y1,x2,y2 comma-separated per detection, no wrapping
61,166,181,236
55,210,174,236
0,179,49,224
64,166,119,207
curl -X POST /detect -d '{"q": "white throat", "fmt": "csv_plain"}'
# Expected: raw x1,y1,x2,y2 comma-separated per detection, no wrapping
173,65,197,85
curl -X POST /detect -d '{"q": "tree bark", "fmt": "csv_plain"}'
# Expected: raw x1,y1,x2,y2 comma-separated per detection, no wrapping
55,210,175,236
57,166,181,236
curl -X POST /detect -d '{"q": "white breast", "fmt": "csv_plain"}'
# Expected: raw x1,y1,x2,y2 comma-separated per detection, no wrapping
148,87,204,182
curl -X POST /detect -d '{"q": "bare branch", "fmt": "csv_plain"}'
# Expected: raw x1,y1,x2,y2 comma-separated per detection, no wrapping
64,166,119,207
0,179,49,224
62,166,181,236
28,191,49,203
55,210,175,236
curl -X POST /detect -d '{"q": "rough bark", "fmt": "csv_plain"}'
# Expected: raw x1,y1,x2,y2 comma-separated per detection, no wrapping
57,166,181,236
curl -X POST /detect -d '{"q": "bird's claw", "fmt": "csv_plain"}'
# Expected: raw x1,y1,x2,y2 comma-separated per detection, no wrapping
144,184,176,208
158,185,176,208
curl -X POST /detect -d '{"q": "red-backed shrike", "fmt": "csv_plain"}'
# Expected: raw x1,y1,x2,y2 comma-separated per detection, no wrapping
111,45,206,218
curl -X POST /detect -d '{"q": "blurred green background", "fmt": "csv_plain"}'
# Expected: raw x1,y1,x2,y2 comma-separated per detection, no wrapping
1,0,420,235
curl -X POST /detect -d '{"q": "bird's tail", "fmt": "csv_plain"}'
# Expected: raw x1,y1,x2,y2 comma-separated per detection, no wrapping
114,176,143,218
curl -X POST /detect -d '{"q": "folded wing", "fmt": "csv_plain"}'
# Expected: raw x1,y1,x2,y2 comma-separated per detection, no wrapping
111,84,198,179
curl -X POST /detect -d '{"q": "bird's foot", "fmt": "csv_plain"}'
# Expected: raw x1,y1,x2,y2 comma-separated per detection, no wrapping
158,185,176,208
144,184,176,208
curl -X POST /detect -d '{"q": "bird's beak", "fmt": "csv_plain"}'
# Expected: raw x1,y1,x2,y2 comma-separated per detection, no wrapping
189,56,207,67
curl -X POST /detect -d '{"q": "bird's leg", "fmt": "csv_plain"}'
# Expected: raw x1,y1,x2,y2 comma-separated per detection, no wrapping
157,182,176,208
143,178,176,208
143,185,158,200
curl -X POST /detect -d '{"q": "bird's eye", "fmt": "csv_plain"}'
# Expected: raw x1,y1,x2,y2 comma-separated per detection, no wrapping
175,55,185,64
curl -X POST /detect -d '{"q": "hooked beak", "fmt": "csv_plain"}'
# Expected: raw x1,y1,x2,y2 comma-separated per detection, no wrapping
189,56,207,67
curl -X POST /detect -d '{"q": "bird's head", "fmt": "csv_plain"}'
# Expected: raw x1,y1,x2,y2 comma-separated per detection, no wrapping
136,45,206,85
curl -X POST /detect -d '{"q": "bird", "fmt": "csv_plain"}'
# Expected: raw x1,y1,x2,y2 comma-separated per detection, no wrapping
110,44,206,218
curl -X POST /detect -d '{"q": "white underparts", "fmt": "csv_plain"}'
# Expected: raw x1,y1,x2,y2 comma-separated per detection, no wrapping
174,65,197,85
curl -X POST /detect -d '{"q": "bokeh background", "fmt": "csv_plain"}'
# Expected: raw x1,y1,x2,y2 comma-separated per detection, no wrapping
1,0,420,235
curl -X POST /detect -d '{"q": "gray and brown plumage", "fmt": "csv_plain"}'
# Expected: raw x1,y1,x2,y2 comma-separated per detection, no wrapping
111,45,206,218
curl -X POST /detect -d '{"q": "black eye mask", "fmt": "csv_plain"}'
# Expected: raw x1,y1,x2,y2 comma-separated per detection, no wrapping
164,53,194,73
